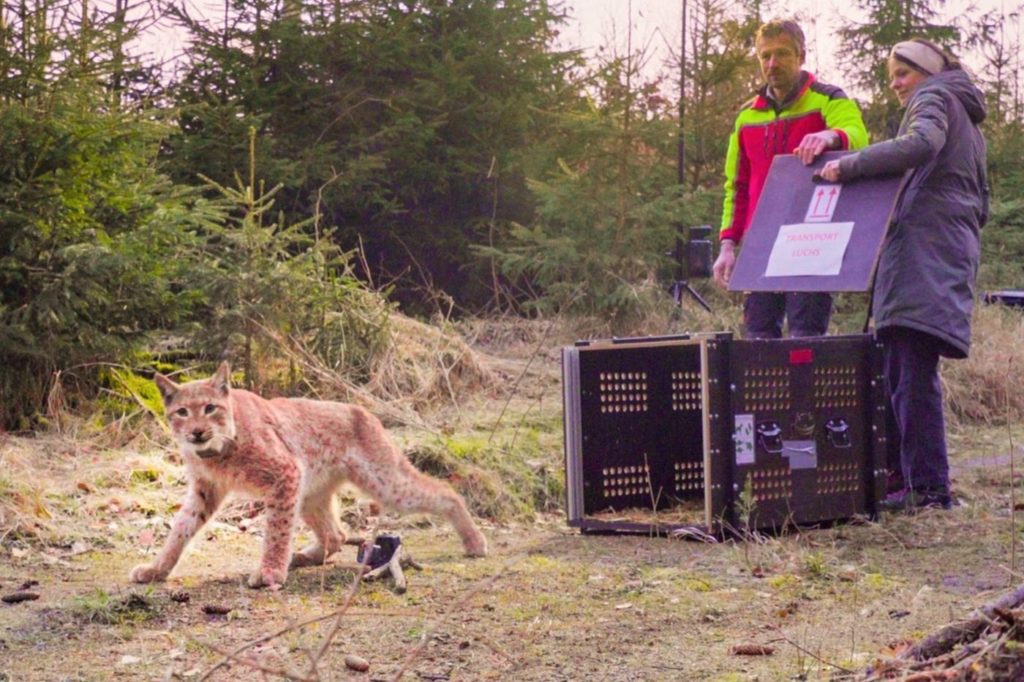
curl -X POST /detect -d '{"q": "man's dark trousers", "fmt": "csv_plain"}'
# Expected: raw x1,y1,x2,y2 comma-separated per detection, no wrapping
742,291,833,338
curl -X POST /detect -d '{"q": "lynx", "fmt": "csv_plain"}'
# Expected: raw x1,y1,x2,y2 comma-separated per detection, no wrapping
130,362,487,589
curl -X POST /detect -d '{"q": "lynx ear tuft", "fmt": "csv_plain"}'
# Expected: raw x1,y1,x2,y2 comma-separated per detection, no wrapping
154,373,180,405
211,361,232,396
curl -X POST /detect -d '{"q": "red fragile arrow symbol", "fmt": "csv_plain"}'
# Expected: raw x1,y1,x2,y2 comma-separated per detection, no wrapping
825,186,839,213
812,187,826,214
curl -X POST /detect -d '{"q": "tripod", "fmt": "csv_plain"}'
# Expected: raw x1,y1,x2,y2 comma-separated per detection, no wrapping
670,278,712,312
669,225,713,313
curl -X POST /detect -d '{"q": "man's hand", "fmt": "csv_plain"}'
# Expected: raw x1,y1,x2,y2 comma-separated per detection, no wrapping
712,240,737,288
794,130,839,165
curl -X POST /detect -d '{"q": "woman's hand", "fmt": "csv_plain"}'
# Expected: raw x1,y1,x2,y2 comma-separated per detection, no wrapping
819,160,842,183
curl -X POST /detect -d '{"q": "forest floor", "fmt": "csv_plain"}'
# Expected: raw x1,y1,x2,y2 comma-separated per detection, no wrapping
2,320,1024,681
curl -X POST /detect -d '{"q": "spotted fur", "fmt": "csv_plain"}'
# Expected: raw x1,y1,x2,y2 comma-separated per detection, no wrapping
130,362,487,589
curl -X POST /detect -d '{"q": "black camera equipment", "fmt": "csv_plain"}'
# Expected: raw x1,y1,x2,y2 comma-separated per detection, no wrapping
984,290,1024,308
668,224,713,312
357,533,402,570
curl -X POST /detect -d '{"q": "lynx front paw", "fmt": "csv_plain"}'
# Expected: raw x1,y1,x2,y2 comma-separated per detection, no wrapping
464,533,488,558
247,566,288,590
130,563,167,583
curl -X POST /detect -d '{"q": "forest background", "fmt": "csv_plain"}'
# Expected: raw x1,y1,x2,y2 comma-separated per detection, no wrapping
2,0,1024,430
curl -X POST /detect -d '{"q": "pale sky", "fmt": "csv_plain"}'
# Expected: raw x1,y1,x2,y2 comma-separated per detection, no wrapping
134,0,1017,89
560,0,1017,88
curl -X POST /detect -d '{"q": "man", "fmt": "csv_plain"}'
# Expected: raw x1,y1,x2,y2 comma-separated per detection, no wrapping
713,19,869,338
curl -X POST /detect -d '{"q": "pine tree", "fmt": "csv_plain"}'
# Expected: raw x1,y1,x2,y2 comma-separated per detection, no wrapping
836,0,959,134
0,1,206,428
163,0,578,309
679,0,761,190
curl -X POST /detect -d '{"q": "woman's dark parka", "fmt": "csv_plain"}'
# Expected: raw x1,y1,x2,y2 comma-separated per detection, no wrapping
837,69,988,358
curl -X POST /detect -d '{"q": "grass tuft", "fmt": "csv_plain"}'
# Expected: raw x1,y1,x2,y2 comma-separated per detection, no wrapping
406,433,562,522
72,588,159,625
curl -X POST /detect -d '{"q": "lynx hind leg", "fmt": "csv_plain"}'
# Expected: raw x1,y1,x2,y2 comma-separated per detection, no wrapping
358,455,487,558
290,492,347,569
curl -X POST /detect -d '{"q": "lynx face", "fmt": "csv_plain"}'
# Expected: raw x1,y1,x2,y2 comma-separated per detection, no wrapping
155,364,237,459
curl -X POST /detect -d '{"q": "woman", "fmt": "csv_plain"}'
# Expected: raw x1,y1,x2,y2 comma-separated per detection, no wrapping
819,39,988,512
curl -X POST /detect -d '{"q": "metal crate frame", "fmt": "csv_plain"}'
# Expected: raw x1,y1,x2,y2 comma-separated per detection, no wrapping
563,333,734,535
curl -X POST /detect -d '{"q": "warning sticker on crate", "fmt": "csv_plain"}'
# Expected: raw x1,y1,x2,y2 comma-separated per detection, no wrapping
734,414,755,465
782,440,817,470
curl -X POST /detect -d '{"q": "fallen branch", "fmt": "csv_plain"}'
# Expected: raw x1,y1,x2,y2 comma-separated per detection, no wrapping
897,582,1024,662
204,641,316,682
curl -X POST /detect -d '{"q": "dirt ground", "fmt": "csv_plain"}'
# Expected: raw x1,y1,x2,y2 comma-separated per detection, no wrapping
3,470,1024,682
2,331,1024,681
4,432,1019,675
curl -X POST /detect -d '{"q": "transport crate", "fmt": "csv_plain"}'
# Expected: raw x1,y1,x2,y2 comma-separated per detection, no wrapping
562,333,888,536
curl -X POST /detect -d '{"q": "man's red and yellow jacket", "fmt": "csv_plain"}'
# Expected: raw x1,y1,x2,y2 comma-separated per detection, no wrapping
720,72,869,243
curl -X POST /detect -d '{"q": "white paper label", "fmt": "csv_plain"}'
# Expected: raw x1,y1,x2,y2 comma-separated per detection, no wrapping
734,414,755,465
764,222,854,277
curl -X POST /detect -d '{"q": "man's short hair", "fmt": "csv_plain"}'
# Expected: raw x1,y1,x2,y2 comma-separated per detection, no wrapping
756,19,806,57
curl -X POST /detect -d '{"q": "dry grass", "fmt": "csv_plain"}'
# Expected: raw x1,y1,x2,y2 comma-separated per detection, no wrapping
257,312,499,429
0,433,180,546
587,501,708,527
365,315,496,411
942,304,1024,425
0,437,57,543
457,315,568,358
568,285,744,340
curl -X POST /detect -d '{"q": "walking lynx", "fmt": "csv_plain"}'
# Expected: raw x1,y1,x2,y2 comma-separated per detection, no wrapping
130,362,487,589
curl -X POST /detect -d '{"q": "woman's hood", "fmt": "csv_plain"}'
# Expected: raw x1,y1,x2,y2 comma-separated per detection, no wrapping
920,69,987,125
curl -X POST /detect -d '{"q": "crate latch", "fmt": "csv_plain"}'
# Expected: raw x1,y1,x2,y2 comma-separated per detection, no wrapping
756,421,783,454
825,418,852,448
